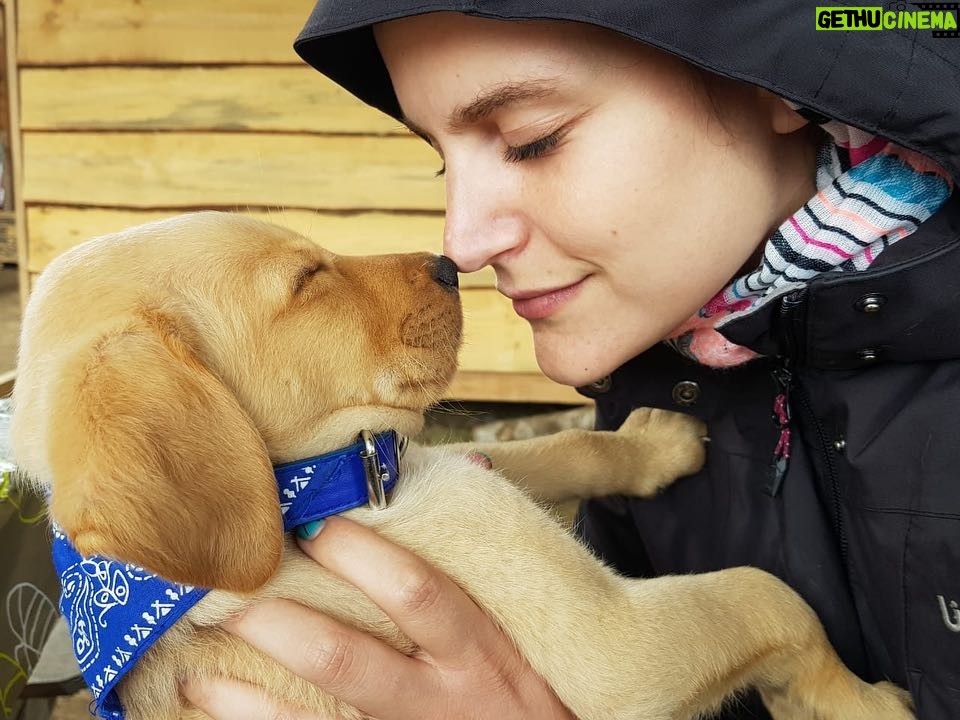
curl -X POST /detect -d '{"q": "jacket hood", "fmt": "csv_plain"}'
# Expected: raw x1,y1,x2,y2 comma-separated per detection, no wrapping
294,0,960,182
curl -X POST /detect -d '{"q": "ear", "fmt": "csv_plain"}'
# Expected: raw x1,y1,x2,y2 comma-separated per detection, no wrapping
46,314,283,593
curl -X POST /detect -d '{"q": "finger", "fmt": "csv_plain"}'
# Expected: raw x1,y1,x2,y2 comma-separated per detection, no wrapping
180,675,322,720
298,516,506,666
225,597,436,720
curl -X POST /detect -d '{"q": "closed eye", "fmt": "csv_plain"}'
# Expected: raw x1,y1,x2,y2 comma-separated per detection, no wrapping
434,128,567,177
503,128,566,163
292,264,326,295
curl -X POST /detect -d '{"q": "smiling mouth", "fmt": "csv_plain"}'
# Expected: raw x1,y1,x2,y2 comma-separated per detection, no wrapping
506,279,586,321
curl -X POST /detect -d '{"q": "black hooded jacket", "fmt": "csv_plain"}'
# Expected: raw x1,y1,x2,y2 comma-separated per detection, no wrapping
295,3,960,718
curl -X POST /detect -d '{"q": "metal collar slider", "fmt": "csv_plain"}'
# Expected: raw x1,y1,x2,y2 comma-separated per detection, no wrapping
359,429,405,510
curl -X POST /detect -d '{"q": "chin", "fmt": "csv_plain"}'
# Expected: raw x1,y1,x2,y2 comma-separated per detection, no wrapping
535,347,619,389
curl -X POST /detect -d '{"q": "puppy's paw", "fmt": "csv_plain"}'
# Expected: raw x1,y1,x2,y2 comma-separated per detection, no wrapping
767,672,915,720
615,407,707,495
860,681,915,720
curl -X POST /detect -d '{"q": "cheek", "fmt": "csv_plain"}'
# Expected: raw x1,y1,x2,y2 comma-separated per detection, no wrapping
263,309,375,391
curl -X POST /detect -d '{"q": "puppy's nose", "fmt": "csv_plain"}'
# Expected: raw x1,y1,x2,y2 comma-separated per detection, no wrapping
431,255,460,293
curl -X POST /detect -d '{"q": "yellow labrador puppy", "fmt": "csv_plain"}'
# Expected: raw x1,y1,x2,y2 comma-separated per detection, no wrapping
11,213,913,719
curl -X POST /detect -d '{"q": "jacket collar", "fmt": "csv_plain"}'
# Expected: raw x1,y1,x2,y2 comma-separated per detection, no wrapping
720,193,960,368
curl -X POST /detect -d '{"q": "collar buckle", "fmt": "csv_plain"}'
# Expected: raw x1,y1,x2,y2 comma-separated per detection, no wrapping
359,429,395,510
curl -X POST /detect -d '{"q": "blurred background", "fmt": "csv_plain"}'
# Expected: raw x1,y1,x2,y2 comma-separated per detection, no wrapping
0,2,593,718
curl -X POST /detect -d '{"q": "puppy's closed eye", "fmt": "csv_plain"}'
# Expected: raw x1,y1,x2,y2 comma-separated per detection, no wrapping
292,263,327,295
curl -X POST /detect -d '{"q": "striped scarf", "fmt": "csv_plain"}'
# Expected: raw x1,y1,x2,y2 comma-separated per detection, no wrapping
665,117,954,367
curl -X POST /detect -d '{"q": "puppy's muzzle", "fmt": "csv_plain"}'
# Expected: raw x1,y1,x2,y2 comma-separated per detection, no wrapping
430,255,460,293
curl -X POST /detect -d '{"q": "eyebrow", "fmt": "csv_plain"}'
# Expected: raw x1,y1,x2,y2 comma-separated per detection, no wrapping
401,78,562,140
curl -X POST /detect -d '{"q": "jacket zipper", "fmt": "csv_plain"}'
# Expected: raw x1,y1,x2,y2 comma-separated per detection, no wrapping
776,289,849,568
767,290,805,497
767,364,792,497
793,382,849,568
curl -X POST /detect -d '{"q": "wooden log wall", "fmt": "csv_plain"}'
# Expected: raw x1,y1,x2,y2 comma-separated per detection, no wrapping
15,0,585,403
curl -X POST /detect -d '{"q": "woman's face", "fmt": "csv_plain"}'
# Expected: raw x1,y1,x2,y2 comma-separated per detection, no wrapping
375,13,815,386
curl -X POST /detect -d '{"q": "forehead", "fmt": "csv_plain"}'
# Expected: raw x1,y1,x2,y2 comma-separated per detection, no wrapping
373,13,637,104
151,216,326,294
378,12,628,66
373,13,700,144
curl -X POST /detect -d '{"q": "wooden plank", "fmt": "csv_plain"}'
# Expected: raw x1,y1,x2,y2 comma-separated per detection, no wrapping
25,206,496,288
0,212,15,264
459,290,540,373
0,7,12,263
19,0,309,66
0,4,11,222
0,367,584,407
26,265,560,401
24,265,540,375
23,132,444,211
446,372,589,405
20,67,402,133
6,0,28,313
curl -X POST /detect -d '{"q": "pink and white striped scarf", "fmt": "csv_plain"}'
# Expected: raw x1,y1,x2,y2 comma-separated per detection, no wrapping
665,117,954,367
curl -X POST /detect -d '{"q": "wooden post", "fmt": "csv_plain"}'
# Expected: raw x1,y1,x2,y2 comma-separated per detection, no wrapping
1,0,26,314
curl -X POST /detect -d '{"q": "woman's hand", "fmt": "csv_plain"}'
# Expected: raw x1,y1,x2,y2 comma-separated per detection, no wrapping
181,516,575,720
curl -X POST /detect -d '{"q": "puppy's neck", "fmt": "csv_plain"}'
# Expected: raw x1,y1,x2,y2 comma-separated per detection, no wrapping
270,405,424,464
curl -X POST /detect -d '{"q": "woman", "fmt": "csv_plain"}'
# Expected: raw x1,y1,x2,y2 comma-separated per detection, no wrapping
183,3,959,718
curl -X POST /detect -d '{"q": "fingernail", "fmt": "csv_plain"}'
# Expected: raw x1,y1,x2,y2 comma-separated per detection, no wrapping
296,519,325,540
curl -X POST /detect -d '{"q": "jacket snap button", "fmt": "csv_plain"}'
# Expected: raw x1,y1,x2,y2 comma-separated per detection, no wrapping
858,348,879,362
672,380,701,406
834,438,846,452
855,294,886,313
588,375,612,393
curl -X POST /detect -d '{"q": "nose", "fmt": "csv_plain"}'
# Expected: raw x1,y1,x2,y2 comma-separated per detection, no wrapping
443,167,527,273
430,255,460,293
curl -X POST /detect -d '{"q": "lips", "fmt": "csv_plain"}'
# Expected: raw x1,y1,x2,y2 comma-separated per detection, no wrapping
507,278,585,321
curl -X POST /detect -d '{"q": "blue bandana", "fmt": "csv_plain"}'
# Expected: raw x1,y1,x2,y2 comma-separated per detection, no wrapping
51,430,401,719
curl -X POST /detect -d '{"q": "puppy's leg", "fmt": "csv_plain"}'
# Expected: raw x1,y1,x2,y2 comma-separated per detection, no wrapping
382,459,913,720
477,559,914,719
640,568,915,720
445,407,706,503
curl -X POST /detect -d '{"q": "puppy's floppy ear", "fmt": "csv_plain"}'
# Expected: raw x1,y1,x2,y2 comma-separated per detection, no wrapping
46,312,282,593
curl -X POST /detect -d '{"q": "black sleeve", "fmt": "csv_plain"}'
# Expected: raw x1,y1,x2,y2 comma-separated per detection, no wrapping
575,496,653,578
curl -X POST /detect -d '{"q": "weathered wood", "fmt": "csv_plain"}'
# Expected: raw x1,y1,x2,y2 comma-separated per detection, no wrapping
0,366,586,407
13,0,580,403
459,289,540,373
0,6,11,225
19,0,309,66
446,371,588,405
23,133,445,211
6,0,28,313
25,206,496,288
20,67,401,133
0,212,15,264
27,263,542,379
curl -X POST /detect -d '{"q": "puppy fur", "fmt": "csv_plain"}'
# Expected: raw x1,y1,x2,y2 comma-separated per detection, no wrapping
11,212,914,719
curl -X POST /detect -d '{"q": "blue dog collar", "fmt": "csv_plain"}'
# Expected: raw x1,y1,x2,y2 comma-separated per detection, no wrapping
275,429,402,523
52,430,402,719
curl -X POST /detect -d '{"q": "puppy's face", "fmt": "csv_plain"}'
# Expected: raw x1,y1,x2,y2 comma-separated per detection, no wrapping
166,217,463,455
12,212,462,591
